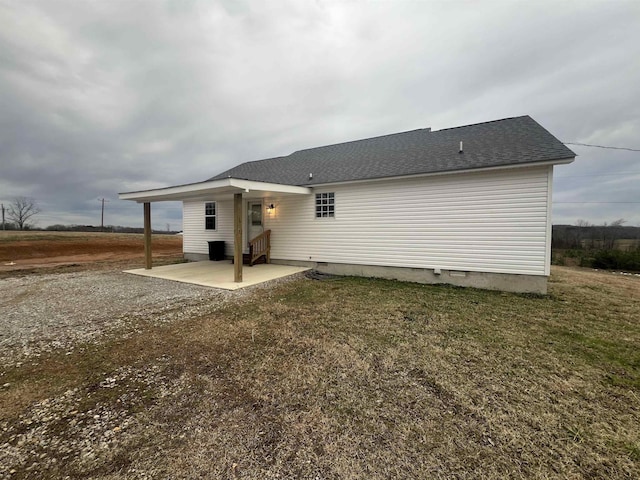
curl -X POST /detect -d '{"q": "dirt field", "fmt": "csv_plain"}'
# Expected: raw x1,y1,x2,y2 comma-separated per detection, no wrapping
0,231,183,275
0,237,639,478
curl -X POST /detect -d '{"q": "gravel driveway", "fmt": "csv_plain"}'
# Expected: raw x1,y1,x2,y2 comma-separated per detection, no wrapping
1,267,311,477
0,270,256,366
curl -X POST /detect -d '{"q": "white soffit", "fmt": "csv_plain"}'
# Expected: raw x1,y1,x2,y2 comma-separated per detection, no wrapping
119,178,312,203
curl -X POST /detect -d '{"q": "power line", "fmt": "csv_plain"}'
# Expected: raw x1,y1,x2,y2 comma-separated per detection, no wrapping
556,172,640,178
563,142,640,152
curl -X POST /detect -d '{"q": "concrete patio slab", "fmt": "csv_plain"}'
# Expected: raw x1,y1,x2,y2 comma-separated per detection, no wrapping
124,260,310,290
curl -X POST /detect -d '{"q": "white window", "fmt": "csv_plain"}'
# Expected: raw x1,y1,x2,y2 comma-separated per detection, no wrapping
315,192,335,218
205,202,216,230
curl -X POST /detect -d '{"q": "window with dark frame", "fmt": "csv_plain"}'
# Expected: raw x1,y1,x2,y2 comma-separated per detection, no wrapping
205,202,216,230
315,192,335,218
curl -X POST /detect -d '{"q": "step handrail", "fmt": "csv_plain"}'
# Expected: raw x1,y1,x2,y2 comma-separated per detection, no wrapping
248,229,271,266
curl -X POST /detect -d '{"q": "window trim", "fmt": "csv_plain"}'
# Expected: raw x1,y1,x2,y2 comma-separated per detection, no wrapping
205,201,216,230
315,192,335,218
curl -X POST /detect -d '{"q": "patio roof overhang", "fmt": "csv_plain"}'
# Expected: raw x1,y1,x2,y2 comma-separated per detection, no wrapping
118,178,311,203
118,177,311,282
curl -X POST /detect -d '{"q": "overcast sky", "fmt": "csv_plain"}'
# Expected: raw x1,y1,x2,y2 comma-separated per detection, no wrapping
1,0,638,230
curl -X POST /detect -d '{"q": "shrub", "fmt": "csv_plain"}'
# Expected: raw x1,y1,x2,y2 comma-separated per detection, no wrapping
591,250,640,272
579,255,594,268
552,256,566,266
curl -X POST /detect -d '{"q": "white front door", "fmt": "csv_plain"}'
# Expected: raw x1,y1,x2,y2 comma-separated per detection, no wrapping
247,201,263,244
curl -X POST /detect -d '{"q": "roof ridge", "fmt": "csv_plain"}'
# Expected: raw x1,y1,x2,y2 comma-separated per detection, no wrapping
435,115,531,133
220,128,433,172
234,155,286,167
209,115,574,184
292,127,431,155
219,118,533,172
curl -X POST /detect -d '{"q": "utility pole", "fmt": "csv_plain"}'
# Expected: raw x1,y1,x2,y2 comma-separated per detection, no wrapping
1,203,5,230
98,198,110,232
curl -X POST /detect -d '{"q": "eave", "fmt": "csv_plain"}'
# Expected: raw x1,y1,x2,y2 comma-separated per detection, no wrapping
119,178,312,203
305,157,576,188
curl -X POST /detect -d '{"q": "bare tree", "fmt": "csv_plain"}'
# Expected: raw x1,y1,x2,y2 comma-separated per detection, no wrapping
7,196,41,230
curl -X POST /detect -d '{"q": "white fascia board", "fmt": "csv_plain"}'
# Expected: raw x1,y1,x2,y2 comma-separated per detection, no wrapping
119,178,234,202
229,179,312,195
119,178,310,203
309,157,576,188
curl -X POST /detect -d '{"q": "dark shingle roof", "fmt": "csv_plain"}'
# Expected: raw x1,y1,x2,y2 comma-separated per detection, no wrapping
209,116,575,186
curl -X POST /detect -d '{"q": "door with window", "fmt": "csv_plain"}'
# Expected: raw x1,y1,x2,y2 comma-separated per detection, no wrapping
247,201,263,244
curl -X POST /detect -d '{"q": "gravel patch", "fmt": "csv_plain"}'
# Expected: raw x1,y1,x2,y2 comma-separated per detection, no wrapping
0,358,180,478
0,269,302,366
0,268,308,477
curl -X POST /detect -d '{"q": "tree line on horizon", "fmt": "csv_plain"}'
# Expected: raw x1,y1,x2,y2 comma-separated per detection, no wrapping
552,219,640,250
0,223,179,234
2,197,179,234
45,224,180,234
552,219,640,272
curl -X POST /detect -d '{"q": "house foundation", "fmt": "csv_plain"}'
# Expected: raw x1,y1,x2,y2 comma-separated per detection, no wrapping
290,260,547,294
184,253,547,294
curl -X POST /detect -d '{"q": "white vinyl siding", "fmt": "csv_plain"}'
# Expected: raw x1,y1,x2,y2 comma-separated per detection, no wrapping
262,166,552,276
182,165,552,276
183,199,235,257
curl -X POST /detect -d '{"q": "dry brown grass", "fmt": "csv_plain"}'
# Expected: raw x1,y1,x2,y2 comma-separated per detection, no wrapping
1,266,639,479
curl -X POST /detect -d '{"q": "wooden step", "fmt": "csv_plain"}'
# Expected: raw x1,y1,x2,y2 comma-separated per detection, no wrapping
246,253,266,265
232,253,267,266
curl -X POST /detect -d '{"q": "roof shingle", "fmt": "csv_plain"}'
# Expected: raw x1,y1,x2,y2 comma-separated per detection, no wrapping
209,116,575,186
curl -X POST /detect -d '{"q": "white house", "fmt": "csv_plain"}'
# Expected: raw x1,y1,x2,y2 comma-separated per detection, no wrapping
119,116,575,294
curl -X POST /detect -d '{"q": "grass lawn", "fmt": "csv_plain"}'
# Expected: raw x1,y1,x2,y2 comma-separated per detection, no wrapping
1,266,639,478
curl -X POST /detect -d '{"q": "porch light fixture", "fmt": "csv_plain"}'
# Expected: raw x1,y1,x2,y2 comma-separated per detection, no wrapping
266,203,275,215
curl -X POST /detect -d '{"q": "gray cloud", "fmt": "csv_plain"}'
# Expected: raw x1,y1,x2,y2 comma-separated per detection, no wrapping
0,0,638,229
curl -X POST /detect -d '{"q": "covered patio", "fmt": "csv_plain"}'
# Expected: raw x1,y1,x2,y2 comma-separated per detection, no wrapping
119,177,311,284
124,260,310,290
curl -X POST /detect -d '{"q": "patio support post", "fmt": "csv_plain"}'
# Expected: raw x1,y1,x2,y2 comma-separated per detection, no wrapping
233,193,242,282
143,202,152,270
